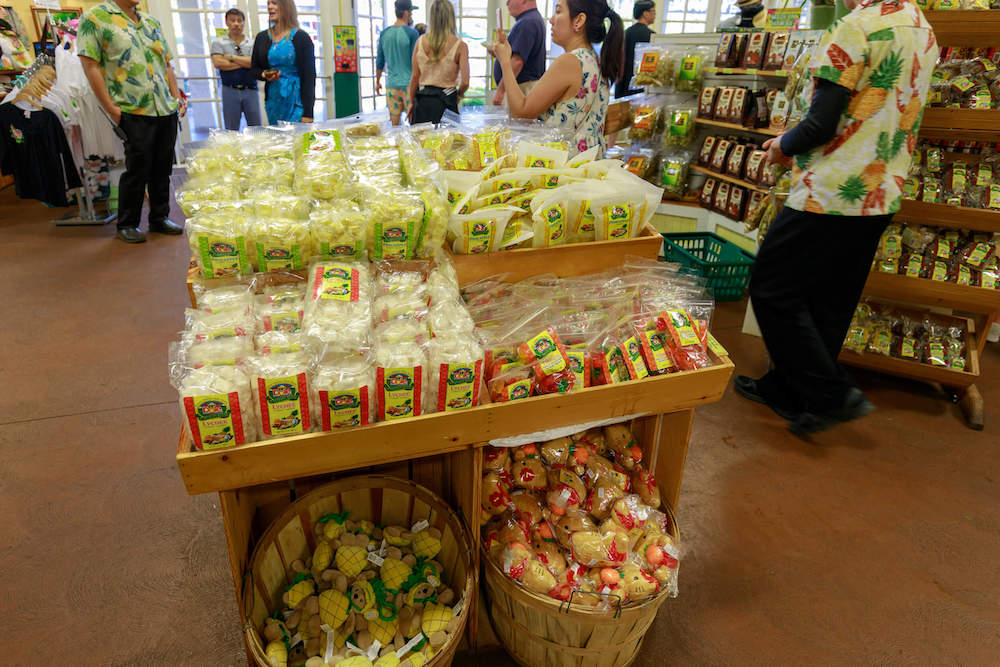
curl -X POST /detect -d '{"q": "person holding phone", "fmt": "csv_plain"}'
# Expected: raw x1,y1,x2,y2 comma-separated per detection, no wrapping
251,0,316,124
78,0,186,243
493,0,623,154
211,8,261,130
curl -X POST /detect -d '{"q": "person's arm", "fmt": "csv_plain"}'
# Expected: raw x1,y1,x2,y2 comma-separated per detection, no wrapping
211,54,241,71
766,78,850,162
457,40,470,98
375,30,385,95
294,30,316,121
166,62,187,117
79,55,121,124
494,30,575,119
492,55,523,105
408,42,421,111
251,33,271,81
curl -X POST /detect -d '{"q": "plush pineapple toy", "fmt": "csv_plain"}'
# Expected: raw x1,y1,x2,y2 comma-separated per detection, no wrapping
316,511,349,541
336,533,371,578
411,527,442,560
265,639,288,667
319,588,351,628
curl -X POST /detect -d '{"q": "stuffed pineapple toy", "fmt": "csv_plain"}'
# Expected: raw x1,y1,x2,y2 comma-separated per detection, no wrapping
380,552,414,591
374,654,401,667
336,533,371,578
420,602,458,648
284,575,316,609
316,511,349,541
313,540,335,572
350,578,376,616
265,639,288,667
383,525,414,548
319,588,351,628
411,527,442,560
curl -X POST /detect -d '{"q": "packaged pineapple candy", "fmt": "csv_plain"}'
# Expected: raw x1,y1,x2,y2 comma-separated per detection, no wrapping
295,125,357,200
249,333,317,439
181,130,242,180
169,341,258,449
449,205,521,254
303,260,374,358
627,95,666,142
184,306,255,341
362,187,425,261
174,171,240,217
674,46,711,92
631,43,674,89
186,201,252,278
238,126,297,191
193,280,256,315
311,353,378,429
436,110,511,171
424,334,484,412
264,512,461,667
310,198,370,263
250,216,314,272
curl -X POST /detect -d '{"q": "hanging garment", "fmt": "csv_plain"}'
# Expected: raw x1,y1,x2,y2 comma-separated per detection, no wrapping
0,103,83,206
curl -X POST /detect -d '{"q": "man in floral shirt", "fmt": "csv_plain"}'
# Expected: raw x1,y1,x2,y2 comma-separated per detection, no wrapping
78,0,186,243
736,0,937,433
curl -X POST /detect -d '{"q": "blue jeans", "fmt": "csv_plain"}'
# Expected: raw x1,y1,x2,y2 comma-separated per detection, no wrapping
221,84,262,130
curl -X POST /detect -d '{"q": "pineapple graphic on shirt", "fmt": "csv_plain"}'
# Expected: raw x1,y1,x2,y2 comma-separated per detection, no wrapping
848,51,905,121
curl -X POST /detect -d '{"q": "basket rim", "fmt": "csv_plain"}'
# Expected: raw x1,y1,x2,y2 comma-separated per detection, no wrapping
480,502,680,619
240,474,476,667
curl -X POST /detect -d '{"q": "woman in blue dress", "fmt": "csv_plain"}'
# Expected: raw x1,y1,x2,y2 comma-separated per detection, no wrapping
251,0,316,123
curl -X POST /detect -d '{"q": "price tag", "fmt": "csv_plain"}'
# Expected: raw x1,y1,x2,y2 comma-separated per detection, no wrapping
396,632,425,658
411,519,429,533
706,333,729,357
367,640,382,661
379,538,388,556
427,574,440,587
368,552,385,567
321,624,335,663
289,632,303,647
452,596,465,617
364,609,377,620
282,609,296,619
346,641,363,654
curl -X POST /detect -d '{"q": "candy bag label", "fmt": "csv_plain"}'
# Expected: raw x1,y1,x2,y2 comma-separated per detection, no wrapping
439,361,482,411
542,203,566,244
665,310,700,347
256,243,303,271
319,387,370,429
464,218,496,254
258,374,310,436
620,336,649,380
931,261,948,281
679,56,700,80
639,52,660,73
900,337,917,359
504,378,532,401
988,185,1000,209
976,164,992,186
320,241,364,261
314,264,360,301
374,219,416,260
184,392,245,450
526,330,567,375
966,242,991,267
905,255,923,277
198,235,249,278
263,310,304,333
639,329,674,372
602,203,633,240
378,366,422,420
565,345,588,388
706,333,728,357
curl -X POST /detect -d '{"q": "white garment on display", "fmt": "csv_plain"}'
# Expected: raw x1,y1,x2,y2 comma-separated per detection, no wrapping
55,38,124,162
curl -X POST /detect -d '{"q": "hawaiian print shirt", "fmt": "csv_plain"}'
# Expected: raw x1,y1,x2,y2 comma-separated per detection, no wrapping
785,0,937,216
540,48,609,156
78,1,178,116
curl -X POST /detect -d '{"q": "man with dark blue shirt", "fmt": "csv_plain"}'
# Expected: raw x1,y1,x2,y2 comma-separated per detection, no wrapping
211,8,261,130
490,0,546,106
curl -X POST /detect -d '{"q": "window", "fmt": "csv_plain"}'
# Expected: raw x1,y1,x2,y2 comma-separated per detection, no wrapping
661,0,709,34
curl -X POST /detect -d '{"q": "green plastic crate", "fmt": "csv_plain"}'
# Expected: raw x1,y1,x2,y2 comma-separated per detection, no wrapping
661,232,756,301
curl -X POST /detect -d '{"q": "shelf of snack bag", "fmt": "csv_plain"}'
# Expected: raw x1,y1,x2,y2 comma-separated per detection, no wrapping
921,10,1000,49
693,117,781,137
839,300,980,388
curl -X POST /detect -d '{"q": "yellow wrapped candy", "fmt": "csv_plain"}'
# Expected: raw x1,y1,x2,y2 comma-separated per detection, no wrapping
319,588,351,628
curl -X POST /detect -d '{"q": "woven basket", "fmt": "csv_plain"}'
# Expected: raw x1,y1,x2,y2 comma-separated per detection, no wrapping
483,506,680,667
241,475,475,666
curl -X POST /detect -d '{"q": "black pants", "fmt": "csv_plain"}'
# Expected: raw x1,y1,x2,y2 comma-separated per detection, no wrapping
410,86,459,125
748,206,891,413
117,112,178,230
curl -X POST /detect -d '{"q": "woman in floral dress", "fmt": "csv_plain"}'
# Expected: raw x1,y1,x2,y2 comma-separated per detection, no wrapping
493,0,624,155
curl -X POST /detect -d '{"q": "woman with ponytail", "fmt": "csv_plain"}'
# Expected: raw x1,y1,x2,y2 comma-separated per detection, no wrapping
493,0,624,154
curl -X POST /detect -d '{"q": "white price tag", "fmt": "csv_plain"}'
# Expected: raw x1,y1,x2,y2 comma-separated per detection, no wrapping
427,575,440,587
664,544,681,560
452,596,465,617
411,519,429,533
367,639,382,661
364,609,377,620
379,538,388,556
367,542,377,552
368,552,385,567
289,632,303,647
345,641,363,655
282,609,296,619
321,625,335,663
396,632,425,658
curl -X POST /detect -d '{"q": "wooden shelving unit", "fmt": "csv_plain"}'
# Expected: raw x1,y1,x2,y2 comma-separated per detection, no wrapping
691,164,769,195
922,10,1000,47
702,66,789,77
863,271,1000,314
896,200,1000,233
694,117,780,137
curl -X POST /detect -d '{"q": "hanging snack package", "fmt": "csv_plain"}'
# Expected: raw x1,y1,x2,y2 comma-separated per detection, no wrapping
632,44,674,89
623,144,658,183
249,217,312,272
249,346,315,440
763,32,790,71
628,96,666,141
309,198,368,262
660,148,691,198
312,355,377,429
660,308,710,370
664,107,696,147
365,188,425,260
530,189,572,248
170,347,258,450
375,340,427,420
450,205,520,254
698,86,719,118
187,205,252,278
425,334,485,412
742,31,770,69
675,46,710,92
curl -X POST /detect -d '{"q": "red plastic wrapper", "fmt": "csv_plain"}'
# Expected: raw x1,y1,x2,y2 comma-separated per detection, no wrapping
488,366,535,402
659,309,711,371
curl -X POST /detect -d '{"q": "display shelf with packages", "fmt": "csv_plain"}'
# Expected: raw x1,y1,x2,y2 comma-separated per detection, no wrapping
921,10,1000,48
897,200,1000,232
693,117,780,136
863,272,1000,314
691,164,769,195
702,67,790,77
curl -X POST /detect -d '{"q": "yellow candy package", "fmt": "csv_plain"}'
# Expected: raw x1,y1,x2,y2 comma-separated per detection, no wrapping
365,189,425,260
309,199,369,262
515,140,569,170
449,206,521,254
187,205,252,278
530,188,571,247
250,217,312,272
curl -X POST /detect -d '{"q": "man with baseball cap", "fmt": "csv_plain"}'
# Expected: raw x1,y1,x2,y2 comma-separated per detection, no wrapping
616,0,656,98
376,0,420,125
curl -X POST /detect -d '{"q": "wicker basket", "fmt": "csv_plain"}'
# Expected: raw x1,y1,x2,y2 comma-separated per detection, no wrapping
483,507,680,667
241,475,475,666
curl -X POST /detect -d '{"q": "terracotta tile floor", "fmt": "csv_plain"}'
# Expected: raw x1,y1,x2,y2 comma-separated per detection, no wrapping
1,187,998,665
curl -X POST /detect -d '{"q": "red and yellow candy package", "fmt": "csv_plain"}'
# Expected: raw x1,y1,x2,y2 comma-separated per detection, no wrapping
660,309,711,370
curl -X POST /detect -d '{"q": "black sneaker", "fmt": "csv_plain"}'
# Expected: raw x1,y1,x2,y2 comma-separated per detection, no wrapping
734,375,799,420
116,227,147,243
789,388,875,435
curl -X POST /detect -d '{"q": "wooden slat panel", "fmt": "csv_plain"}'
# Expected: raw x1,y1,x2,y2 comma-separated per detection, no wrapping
863,271,1000,313
923,10,1000,46
177,358,734,494
690,164,769,195
921,107,1000,132
896,200,1000,233
694,117,779,137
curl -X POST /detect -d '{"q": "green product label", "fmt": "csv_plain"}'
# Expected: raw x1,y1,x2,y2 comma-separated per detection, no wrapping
901,337,917,359
966,243,991,267
259,374,308,436
874,331,891,355
932,261,949,281
374,219,416,260
989,185,1000,209
320,240,363,261
929,342,946,366
302,129,341,154
620,336,649,380
264,310,303,333
606,346,629,383
670,111,691,136
641,330,674,372
957,265,972,285
662,161,682,186
950,355,966,370
902,178,919,199
679,56,700,80
927,150,941,173
465,218,495,254
316,264,359,301
198,235,248,278
884,234,901,259
977,165,992,186
505,378,532,401
321,387,369,429
566,347,587,388
923,183,939,203
576,201,594,233
256,243,303,271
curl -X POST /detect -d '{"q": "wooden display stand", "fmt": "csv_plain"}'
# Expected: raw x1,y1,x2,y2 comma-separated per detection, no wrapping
178,239,734,663
838,11,1000,431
